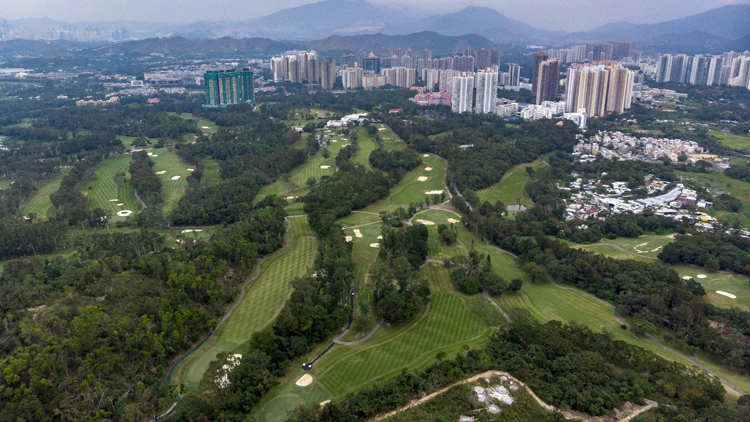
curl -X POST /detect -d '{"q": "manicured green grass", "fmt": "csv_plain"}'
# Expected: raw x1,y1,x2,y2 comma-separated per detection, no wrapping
713,131,750,150
200,158,223,187
22,174,65,219
351,128,377,171
341,222,384,339
676,170,750,227
168,112,218,135
171,217,318,390
671,264,750,313
282,108,334,126
149,149,192,212
0,180,12,190
360,154,447,214
285,202,305,216
337,212,382,227
577,244,655,263
599,234,676,257
254,140,346,203
476,160,546,207
118,136,158,149
373,123,406,151
77,154,141,221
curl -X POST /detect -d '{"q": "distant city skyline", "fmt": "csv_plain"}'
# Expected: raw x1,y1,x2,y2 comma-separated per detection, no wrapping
1,0,749,32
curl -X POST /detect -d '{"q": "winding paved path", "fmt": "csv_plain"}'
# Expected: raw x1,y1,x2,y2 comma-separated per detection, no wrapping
334,320,385,345
483,292,512,323
484,243,744,395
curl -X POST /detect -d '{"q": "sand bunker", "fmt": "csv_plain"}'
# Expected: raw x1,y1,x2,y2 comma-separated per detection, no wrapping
417,176,429,182
682,276,693,280
423,154,429,157
377,235,383,239
717,291,737,299
150,154,158,157
116,210,133,217
331,139,338,143
155,171,166,175
697,274,708,279
181,229,194,234
370,243,380,248
109,199,119,202
195,229,203,232
187,168,195,172
202,126,210,129
320,165,331,169
117,203,124,206
286,196,297,200
416,219,435,225
425,167,432,171
424,190,444,195
353,229,363,238
296,374,313,387
378,127,386,131
345,236,353,242
321,400,331,406
448,218,460,224
171,176,181,180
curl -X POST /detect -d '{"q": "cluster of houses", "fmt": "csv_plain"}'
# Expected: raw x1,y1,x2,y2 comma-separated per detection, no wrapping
561,175,717,229
572,131,720,163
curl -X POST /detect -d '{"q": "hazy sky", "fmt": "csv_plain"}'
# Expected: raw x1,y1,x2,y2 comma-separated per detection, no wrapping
1,0,749,31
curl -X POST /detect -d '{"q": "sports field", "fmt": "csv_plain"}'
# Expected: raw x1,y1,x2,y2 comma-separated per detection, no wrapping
476,160,546,207
712,131,750,150
359,154,447,214
149,149,192,212
77,154,141,219
22,175,64,219
170,217,318,390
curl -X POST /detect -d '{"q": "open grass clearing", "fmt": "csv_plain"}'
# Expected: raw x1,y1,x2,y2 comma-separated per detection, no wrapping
0,179,12,190
359,154,447,214
77,154,141,221
597,234,675,257
337,212,382,227
200,158,223,187
22,173,66,219
170,217,317,390
149,149,192,212
476,160,546,207
167,112,219,135
712,131,750,150
577,244,655,263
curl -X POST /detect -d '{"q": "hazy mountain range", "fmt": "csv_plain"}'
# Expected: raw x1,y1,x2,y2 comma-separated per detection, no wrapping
3,2,750,53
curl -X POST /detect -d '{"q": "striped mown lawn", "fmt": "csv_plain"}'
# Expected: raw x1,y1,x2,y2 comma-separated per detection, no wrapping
360,154,447,214
351,128,377,171
314,288,491,398
337,212,382,227
78,155,141,220
149,149,191,212
373,124,406,151
200,158,223,187
171,217,318,390
476,160,546,207
22,174,65,219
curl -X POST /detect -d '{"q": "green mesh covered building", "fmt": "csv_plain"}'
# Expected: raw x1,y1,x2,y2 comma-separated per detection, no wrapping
204,68,254,108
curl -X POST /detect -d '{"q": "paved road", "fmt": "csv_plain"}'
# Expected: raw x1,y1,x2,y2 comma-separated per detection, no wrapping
334,320,385,345
485,243,744,395
483,292,512,323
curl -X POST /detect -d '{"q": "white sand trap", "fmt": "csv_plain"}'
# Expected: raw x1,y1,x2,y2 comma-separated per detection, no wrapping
117,203,124,206
651,247,662,252
423,154,429,157
181,229,194,234
155,170,166,174
202,126,210,129
697,274,708,279
151,154,158,157
331,139,338,143
171,176,181,180
417,176,429,182
425,167,432,171
286,196,297,200
296,374,313,387
116,210,133,217
377,235,383,239
682,276,693,280
320,165,331,169
370,243,380,248
109,199,119,202
448,218,460,224
187,168,194,172
416,219,435,225
378,127,386,131
353,229,363,238
195,229,203,232
717,291,737,299
147,152,153,156
424,190,444,195
345,236,353,242
321,400,331,406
